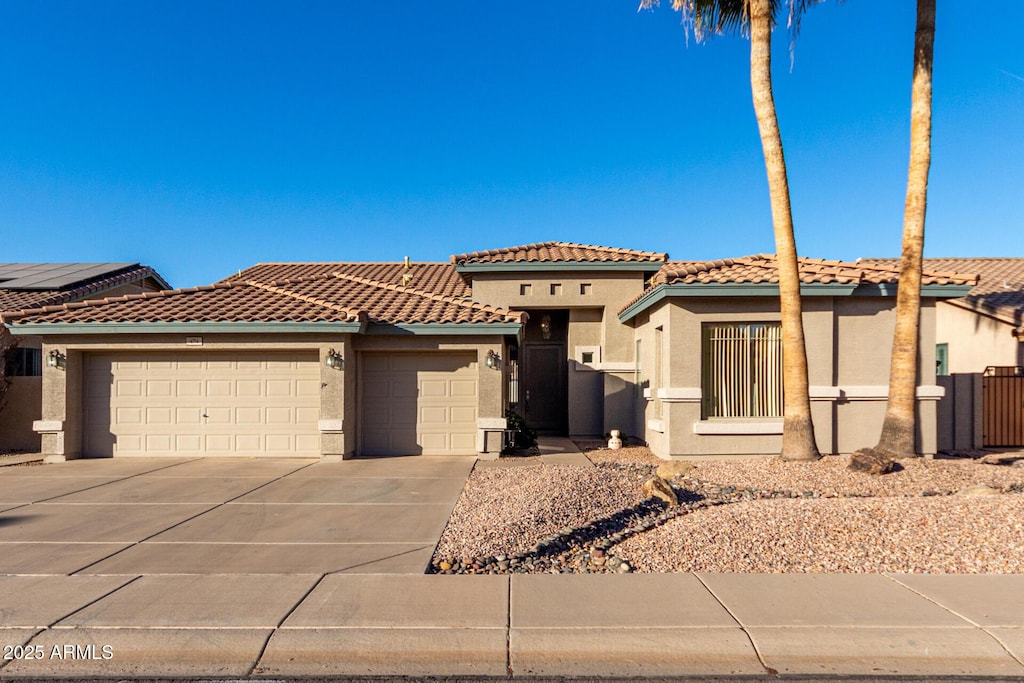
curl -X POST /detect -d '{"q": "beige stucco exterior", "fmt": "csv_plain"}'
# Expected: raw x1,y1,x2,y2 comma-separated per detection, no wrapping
630,295,941,459
1,277,167,452
31,331,509,461
936,300,1022,373
468,270,648,437
10,254,965,461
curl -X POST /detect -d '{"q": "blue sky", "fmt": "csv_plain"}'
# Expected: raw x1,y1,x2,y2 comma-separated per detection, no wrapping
2,1,1021,289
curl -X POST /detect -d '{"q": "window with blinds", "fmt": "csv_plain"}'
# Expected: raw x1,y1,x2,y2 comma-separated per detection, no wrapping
701,322,782,418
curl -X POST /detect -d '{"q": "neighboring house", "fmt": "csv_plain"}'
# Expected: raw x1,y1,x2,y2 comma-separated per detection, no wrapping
863,257,1024,373
862,257,1024,450
0,263,170,451
0,243,975,461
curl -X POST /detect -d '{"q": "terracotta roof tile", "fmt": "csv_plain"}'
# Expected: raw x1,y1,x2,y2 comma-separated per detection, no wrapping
621,255,978,315
863,257,1024,326
451,241,668,265
0,264,167,313
223,262,471,297
3,268,524,327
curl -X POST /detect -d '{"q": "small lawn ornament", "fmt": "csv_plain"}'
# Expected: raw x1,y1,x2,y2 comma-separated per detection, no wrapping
608,429,622,450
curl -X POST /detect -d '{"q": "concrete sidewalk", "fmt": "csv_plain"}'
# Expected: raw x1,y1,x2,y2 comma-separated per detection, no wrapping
2,573,1023,679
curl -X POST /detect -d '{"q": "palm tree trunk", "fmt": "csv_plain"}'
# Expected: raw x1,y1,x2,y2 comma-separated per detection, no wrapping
748,0,820,461
875,0,935,459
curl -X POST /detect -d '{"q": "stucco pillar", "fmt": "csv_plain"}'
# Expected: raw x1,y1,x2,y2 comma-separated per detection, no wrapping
477,343,506,453
34,345,82,462
318,340,349,459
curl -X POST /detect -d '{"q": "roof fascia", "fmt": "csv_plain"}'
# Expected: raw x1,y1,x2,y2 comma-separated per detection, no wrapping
364,322,522,336
618,282,856,322
6,321,367,335
455,261,663,274
851,283,976,298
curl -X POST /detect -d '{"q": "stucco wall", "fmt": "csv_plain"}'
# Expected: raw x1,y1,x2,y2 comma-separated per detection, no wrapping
470,269,649,437
632,295,941,459
0,377,42,451
0,334,42,451
936,301,1021,373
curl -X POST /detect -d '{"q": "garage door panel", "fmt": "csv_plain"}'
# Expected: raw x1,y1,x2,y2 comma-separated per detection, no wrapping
236,434,261,451
116,380,143,397
266,407,292,424
296,379,320,396
451,406,477,423
115,407,143,424
146,434,172,451
207,380,233,397
176,380,202,396
452,430,477,448
420,406,448,425
360,352,478,456
146,407,172,424
236,380,262,397
175,434,202,452
84,352,320,457
420,380,448,398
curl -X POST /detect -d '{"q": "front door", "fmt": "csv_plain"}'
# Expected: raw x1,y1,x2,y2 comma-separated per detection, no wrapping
522,342,567,434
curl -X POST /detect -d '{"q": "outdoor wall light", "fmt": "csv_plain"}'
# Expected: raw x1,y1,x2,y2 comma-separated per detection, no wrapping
540,314,552,340
324,348,343,369
485,350,501,369
47,349,66,370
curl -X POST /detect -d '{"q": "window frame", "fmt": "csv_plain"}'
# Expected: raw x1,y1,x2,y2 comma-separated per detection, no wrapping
701,321,783,419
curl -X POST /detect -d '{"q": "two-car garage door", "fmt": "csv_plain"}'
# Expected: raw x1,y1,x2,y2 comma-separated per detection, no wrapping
83,351,321,457
82,350,480,457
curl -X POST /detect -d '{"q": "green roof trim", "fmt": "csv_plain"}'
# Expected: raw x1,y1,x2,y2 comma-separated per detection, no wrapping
364,322,523,336
455,261,663,274
617,280,974,322
6,321,367,335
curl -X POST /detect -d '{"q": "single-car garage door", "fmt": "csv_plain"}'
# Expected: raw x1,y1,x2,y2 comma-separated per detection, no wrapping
360,352,478,456
83,351,320,457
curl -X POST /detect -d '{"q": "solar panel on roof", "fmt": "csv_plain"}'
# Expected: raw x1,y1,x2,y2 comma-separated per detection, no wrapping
0,263,137,290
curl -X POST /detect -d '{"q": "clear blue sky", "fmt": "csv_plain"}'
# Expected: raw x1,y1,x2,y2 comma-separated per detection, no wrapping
2,1,1021,288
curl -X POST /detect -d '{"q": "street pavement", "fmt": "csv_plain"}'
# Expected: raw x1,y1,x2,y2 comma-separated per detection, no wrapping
1,455,1023,680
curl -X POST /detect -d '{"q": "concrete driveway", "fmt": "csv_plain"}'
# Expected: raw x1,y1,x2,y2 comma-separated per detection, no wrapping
0,455,473,575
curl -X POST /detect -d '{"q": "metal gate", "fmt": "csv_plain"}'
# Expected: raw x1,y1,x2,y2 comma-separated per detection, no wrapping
983,366,1024,447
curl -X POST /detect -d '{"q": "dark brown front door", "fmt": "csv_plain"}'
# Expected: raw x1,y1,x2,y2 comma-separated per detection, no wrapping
522,342,567,434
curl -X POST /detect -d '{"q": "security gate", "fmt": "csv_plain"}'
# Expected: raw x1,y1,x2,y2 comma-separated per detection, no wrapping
983,366,1024,447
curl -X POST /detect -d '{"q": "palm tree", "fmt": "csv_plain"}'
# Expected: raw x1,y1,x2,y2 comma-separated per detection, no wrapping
873,0,936,459
640,0,823,460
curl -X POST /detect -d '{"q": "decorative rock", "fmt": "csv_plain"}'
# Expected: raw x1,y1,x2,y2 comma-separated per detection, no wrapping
439,560,452,571
956,484,1002,497
979,452,1024,466
642,477,678,506
656,461,696,480
848,448,896,475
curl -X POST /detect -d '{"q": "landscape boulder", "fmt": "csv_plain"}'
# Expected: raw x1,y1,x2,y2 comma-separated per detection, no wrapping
656,461,696,480
956,484,1002,497
848,448,896,476
642,476,678,506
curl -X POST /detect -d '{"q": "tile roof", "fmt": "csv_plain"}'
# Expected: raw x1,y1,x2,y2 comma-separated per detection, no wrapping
223,262,472,298
621,255,978,316
864,257,1024,327
651,255,977,287
2,269,524,327
0,264,169,314
451,241,668,265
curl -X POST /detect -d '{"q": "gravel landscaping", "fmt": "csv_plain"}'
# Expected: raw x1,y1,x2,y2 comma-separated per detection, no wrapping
429,444,1024,575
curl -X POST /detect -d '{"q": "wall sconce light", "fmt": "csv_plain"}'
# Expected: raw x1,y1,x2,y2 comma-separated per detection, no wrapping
485,350,501,369
540,314,552,340
47,349,66,370
324,348,343,369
